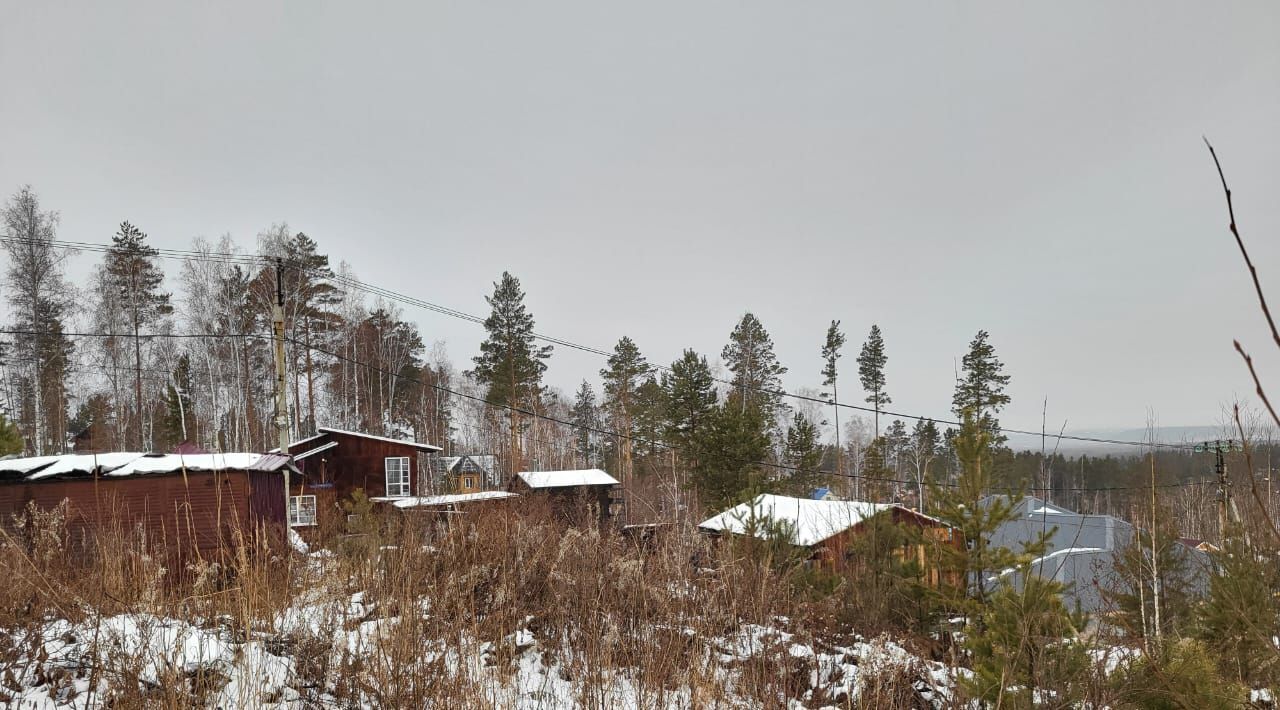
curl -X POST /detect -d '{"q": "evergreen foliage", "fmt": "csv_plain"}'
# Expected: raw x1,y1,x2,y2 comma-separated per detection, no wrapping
470,272,552,474
1197,534,1280,687
600,336,651,484
964,574,1088,708
952,330,1011,444
0,413,23,455
105,221,172,449
661,349,717,453
721,313,787,428
689,396,771,513
782,411,822,493
856,324,890,434
571,380,600,467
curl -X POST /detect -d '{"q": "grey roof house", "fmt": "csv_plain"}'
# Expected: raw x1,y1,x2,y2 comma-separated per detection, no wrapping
981,496,1213,615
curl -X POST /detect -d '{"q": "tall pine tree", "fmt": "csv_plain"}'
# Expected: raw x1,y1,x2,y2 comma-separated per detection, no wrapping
952,329,1011,444
722,313,787,431
821,320,846,478
601,336,651,494
105,221,172,449
571,380,600,467
662,349,717,454
856,324,890,436
470,272,552,479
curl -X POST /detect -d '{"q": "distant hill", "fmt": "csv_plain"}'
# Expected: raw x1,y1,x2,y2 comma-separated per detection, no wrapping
1005,425,1235,456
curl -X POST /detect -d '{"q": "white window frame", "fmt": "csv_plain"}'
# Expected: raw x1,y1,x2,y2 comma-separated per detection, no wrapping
463,475,476,489
385,456,411,497
289,495,317,527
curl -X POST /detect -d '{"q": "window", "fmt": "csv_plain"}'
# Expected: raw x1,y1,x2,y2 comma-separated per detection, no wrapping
289,495,317,526
385,457,411,497
463,475,476,489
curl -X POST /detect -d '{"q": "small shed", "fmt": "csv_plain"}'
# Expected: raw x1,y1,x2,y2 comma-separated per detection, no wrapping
509,469,620,525
0,451,297,560
699,493,963,587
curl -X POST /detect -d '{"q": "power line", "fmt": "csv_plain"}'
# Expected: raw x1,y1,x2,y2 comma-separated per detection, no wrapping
0,235,1197,451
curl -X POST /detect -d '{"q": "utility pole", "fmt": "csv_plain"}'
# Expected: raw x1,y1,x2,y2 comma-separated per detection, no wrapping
273,259,292,524
1198,439,1243,545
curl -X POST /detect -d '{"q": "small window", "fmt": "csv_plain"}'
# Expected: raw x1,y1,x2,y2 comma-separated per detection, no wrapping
463,475,476,489
385,457,411,497
289,495,317,527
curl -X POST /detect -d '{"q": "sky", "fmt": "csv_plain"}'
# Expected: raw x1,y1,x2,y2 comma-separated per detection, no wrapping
2,1,1279,444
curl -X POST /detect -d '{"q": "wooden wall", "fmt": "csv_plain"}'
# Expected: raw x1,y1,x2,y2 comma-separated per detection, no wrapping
0,470,281,560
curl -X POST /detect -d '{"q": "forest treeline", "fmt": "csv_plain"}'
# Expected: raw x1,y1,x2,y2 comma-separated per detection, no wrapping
0,185,1256,519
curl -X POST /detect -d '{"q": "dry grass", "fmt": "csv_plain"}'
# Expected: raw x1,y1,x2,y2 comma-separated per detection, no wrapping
0,496,976,708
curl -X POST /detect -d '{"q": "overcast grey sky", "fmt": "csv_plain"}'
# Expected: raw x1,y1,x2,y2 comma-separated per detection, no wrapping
2,2,1279,440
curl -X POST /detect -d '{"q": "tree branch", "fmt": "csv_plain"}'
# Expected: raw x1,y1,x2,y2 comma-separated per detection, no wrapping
1205,138,1280,351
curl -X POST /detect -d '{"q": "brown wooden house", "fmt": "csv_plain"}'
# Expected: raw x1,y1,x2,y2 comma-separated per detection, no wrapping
277,427,441,539
509,469,620,525
698,493,964,588
433,455,498,494
0,452,297,561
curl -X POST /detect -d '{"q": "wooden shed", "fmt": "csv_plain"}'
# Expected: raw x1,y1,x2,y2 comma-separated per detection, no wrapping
699,494,964,588
0,452,296,561
509,469,620,525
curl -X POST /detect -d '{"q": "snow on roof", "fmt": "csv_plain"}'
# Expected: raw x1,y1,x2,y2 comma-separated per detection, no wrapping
107,453,268,477
371,491,519,508
292,441,339,460
0,452,290,480
699,494,897,547
516,469,620,489
26,452,145,480
0,454,67,475
317,427,442,452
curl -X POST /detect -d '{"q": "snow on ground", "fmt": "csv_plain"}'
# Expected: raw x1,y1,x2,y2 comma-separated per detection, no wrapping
0,597,958,709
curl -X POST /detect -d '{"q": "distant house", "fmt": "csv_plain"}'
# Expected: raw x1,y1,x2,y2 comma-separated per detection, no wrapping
509,469,620,525
274,427,442,538
699,494,963,586
982,496,1213,614
0,451,297,559
433,455,499,494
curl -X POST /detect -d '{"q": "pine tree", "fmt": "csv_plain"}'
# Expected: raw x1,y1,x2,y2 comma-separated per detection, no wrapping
0,413,23,455
601,336,651,493
783,411,822,494
105,221,172,450
1197,534,1280,687
690,395,771,513
721,313,788,429
821,320,846,479
571,380,600,467
964,574,1087,708
929,411,1033,613
856,324,890,435
952,330,1011,444
469,272,552,478
662,349,717,453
